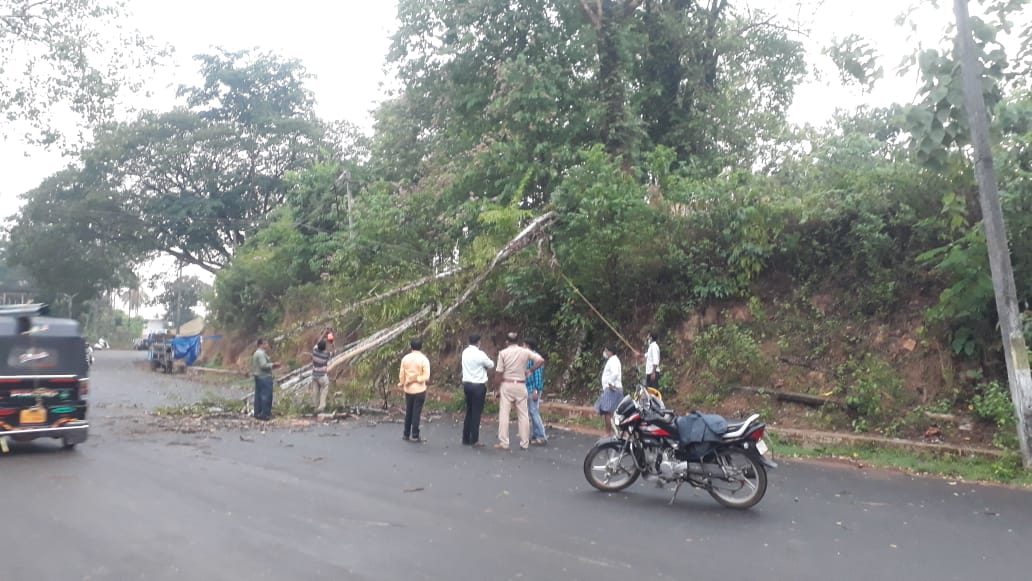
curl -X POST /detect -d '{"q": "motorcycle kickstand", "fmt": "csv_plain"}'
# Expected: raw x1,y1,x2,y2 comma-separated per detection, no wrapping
668,481,683,505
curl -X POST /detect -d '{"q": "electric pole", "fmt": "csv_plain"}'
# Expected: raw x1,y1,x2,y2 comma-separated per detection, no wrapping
173,261,183,334
59,292,77,318
954,0,1032,467
335,168,354,241
344,169,354,240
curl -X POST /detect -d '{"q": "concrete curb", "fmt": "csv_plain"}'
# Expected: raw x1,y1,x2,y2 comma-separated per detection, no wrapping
772,427,1004,459
540,402,1005,460
187,366,247,377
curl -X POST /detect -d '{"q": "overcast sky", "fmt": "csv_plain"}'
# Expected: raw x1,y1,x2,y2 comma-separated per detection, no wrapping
0,0,955,216
0,0,399,218
0,0,958,318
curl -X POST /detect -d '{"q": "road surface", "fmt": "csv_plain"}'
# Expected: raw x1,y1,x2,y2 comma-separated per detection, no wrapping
2,351,1028,580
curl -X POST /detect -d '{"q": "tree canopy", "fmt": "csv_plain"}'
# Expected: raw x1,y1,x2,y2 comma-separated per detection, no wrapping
6,0,1032,453
0,0,162,145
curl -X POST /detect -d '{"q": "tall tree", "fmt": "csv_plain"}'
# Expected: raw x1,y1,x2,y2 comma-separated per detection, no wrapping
119,285,147,318
4,168,141,315
377,0,805,200
82,49,327,273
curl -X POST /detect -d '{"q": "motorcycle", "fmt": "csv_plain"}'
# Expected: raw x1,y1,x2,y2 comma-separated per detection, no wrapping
583,384,776,509
85,345,95,367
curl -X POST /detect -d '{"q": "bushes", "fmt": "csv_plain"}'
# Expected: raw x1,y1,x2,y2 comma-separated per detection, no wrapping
971,381,1015,428
209,212,325,333
971,380,1020,451
835,353,907,433
691,324,770,392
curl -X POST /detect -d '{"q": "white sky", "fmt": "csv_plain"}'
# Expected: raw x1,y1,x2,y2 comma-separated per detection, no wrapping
0,0,957,217
0,0,399,219
0,0,960,317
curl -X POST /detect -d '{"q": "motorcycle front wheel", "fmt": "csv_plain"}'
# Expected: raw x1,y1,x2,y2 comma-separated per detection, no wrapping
705,447,767,509
583,441,641,492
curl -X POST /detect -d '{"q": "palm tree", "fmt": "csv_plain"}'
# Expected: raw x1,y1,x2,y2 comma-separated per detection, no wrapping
119,286,148,318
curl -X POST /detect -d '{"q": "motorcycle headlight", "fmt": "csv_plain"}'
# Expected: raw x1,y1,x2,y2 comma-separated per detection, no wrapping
611,413,623,429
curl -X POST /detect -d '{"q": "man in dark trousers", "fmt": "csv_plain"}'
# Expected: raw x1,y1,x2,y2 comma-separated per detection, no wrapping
461,334,494,447
398,338,430,443
311,339,332,413
645,331,661,389
251,338,280,421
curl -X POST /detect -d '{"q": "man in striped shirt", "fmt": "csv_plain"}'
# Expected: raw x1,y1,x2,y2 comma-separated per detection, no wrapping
311,339,332,413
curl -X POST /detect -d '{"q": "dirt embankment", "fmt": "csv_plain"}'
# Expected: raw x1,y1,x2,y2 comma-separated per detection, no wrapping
197,283,1003,455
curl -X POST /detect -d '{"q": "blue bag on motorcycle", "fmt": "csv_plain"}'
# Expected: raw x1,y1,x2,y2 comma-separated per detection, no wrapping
675,412,728,459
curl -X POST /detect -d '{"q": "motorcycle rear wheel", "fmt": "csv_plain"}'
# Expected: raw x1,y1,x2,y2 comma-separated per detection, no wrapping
705,447,767,509
583,441,640,492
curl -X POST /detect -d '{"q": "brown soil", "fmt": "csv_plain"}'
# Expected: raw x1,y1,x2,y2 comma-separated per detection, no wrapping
195,284,1009,458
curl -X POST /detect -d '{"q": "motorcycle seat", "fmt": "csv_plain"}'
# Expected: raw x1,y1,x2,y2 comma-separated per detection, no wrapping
722,413,760,439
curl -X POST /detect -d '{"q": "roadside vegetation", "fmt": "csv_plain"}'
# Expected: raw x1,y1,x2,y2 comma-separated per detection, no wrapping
771,439,1032,487
3,1,1032,469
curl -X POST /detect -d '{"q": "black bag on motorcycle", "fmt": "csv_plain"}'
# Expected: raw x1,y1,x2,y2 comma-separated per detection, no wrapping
675,412,728,461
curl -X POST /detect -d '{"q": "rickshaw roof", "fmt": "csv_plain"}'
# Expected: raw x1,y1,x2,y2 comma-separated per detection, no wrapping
0,315,83,338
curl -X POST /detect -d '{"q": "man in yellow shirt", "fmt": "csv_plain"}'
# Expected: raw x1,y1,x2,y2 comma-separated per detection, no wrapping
398,338,430,443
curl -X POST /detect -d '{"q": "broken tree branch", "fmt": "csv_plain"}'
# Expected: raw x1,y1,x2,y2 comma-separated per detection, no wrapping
271,211,557,395
272,268,461,343
421,211,557,334
278,305,435,392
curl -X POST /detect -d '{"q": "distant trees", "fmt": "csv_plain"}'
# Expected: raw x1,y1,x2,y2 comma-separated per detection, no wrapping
4,49,333,313
154,275,210,327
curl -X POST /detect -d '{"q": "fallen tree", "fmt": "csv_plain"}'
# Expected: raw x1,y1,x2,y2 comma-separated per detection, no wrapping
421,211,557,333
279,304,435,392
273,211,558,394
272,268,461,343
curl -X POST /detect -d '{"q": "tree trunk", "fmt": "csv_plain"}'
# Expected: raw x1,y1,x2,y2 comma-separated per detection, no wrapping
557,325,589,397
272,268,462,343
421,212,557,333
587,1,643,160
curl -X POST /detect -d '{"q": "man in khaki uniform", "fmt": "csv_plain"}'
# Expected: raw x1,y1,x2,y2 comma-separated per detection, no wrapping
494,332,544,450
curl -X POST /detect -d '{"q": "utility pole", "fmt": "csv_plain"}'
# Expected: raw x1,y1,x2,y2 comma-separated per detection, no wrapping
954,0,1032,467
172,261,183,334
335,168,354,241
344,169,354,240
59,292,77,318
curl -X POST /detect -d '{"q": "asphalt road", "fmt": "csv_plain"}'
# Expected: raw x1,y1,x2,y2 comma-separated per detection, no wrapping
1,351,1029,581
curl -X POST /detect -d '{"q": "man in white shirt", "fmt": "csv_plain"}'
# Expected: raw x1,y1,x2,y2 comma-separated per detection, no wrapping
595,346,624,433
645,331,661,389
461,334,495,447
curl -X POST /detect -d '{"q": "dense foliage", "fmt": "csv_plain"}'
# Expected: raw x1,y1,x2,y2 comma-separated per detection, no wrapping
4,1,1032,440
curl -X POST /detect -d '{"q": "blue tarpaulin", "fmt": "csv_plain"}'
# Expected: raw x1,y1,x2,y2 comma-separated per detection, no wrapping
171,335,202,366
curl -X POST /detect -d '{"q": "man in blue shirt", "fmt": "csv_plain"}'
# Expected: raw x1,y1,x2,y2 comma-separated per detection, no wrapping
523,338,547,445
